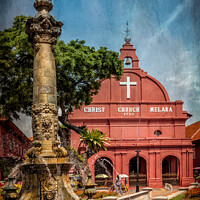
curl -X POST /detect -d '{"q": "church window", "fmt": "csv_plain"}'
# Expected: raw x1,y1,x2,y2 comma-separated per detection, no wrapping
1,134,5,154
16,144,18,154
1,134,5,146
154,130,162,137
193,147,196,159
9,139,12,151
13,142,16,152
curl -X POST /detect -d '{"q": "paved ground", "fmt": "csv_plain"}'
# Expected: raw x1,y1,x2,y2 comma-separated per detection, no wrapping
98,183,200,198
151,189,178,197
120,188,179,198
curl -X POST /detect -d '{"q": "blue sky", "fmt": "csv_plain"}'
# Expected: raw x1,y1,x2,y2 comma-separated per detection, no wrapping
0,0,199,137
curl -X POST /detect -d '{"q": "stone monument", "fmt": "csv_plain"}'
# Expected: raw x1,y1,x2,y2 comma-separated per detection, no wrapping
19,0,79,199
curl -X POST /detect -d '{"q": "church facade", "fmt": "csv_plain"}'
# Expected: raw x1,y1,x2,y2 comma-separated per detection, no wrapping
69,32,194,188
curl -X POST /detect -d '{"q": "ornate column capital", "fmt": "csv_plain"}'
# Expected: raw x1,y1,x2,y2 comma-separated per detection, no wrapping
34,0,53,12
26,1,63,52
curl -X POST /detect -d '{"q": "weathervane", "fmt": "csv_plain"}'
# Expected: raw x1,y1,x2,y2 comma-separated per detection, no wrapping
124,21,131,43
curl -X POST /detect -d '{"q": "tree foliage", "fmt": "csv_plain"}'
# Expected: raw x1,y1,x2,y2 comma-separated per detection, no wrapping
79,129,110,153
0,16,34,119
56,39,122,117
0,15,123,125
0,16,123,177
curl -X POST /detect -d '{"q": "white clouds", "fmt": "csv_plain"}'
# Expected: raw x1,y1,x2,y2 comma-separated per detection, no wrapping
130,1,200,125
166,50,193,90
1,0,199,134
140,0,190,59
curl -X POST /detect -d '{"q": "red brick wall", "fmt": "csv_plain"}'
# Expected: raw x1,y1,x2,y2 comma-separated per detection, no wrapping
0,122,31,158
0,121,31,180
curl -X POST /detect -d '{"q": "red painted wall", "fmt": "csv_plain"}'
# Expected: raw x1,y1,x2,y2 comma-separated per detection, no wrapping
0,120,31,180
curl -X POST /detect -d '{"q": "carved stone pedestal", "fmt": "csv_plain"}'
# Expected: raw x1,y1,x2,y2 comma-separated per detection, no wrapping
19,158,79,200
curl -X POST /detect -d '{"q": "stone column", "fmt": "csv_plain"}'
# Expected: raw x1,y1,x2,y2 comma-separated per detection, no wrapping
155,151,162,187
25,0,63,158
114,153,122,174
148,151,156,187
18,1,79,200
114,153,121,183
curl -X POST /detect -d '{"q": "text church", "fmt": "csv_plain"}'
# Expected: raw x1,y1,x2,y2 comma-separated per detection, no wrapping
69,25,194,188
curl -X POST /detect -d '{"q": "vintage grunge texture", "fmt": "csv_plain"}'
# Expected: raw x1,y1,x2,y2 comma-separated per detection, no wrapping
0,0,199,137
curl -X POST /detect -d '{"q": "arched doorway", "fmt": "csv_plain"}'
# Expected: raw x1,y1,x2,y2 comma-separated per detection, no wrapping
162,155,180,185
94,157,113,187
129,156,147,187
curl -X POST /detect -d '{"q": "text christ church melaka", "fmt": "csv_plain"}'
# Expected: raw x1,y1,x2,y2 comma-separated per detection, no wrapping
69,25,194,188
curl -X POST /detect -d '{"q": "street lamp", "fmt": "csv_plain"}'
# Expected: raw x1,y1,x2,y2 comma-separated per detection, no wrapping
135,149,141,192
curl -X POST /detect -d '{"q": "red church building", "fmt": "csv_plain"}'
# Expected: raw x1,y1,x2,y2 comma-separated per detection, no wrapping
69,28,194,188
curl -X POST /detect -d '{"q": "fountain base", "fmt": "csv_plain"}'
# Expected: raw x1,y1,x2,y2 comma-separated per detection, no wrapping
19,158,79,200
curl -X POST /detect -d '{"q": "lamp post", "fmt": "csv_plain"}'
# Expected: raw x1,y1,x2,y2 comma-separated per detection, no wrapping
135,149,141,192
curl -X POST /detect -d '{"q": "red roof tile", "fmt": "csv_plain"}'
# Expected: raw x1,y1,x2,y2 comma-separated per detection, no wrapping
185,121,200,141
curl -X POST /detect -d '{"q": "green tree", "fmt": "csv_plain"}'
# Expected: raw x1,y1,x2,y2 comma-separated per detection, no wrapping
0,16,34,119
55,39,122,134
0,15,123,181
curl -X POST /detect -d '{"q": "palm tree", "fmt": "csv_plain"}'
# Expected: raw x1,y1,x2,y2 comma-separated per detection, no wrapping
59,125,110,185
79,129,110,156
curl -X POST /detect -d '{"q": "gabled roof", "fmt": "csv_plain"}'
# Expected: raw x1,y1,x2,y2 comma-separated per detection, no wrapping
186,121,200,141
0,119,31,143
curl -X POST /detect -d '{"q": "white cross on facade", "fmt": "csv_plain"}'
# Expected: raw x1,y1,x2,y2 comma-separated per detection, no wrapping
120,77,137,99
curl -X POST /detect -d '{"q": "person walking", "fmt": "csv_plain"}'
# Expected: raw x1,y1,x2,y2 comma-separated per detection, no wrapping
115,175,123,195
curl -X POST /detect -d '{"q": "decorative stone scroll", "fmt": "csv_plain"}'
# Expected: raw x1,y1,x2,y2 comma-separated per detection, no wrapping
32,103,58,141
53,140,68,157
25,140,42,159
41,176,58,200
26,10,63,52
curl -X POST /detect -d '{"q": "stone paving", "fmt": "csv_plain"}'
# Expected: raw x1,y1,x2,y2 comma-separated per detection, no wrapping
99,183,200,199
151,189,178,197
120,188,179,198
